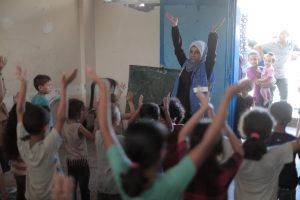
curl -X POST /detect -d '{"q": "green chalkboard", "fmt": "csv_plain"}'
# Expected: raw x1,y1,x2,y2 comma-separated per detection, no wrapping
128,65,180,106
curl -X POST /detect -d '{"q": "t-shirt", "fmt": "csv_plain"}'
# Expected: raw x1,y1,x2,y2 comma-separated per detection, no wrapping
95,131,124,194
17,123,63,200
62,122,88,160
234,143,293,200
266,132,300,189
31,94,54,129
107,144,196,200
261,66,275,84
261,42,294,79
31,94,50,107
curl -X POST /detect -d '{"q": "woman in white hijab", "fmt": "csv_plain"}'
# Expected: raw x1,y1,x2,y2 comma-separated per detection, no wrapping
166,13,224,122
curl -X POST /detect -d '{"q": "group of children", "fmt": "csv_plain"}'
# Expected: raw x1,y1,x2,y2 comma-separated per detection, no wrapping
245,51,276,107
0,53,299,200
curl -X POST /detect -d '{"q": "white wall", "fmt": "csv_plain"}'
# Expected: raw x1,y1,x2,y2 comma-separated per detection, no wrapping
94,2,160,109
0,0,160,109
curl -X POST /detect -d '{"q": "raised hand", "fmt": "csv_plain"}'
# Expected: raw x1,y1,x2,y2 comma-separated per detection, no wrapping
86,66,102,85
0,56,7,71
117,82,127,93
163,95,170,111
166,12,178,27
236,79,253,93
211,18,225,33
195,89,209,108
61,69,78,87
15,65,27,82
126,91,134,102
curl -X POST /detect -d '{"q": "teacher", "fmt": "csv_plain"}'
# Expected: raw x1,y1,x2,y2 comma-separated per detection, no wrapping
166,13,224,122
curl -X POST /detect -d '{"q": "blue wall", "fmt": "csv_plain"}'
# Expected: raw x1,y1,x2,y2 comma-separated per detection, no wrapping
160,0,239,123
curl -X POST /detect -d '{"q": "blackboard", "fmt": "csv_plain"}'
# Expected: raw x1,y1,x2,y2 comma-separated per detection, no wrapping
128,65,180,106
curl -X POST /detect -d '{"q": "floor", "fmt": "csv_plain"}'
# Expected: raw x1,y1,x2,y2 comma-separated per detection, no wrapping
3,126,300,200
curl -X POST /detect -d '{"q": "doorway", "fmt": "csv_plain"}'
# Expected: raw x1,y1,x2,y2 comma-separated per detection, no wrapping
238,0,300,117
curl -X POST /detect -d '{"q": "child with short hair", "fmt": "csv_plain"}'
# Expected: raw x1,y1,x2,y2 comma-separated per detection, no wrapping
31,74,53,128
267,101,299,199
86,66,245,200
234,107,300,200
15,66,77,200
257,53,276,106
62,98,95,200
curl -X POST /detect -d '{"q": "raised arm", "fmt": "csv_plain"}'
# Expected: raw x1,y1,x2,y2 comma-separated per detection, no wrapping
188,79,251,167
127,94,143,125
166,13,187,66
54,69,78,133
86,67,119,149
223,123,244,157
205,19,224,80
177,90,209,143
121,91,135,120
162,95,174,131
15,66,27,123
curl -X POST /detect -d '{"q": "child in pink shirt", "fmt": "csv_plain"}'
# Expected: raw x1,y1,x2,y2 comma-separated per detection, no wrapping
257,53,276,106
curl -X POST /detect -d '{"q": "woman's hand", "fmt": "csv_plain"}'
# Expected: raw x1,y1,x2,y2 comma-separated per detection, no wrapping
210,18,225,33
166,12,178,27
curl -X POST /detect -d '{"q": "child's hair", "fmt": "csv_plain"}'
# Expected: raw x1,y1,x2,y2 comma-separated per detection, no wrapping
23,103,50,135
139,103,160,121
270,101,292,127
238,107,275,160
247,50,260,60
187,118,223,193
238,79,254,93
3,103,29,160
264,52,276,63
121,119,169,197
159,97,185,124
33,74,51,91
111,103,121,125
104,78,118,93
68,98,85,121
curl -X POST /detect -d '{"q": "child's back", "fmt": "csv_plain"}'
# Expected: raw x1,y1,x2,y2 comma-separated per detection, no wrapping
234,107,294,200
15,66,77,200
17,121,63,199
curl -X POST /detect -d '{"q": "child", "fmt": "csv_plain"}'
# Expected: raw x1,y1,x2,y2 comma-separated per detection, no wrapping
257,53,276,106
96,103,123,200
267,101,299,199
86,66,245,200
246,51,264,106
233,79,254,138
62,98,95,200
176,88,245,199
234,107,300,200
161,97,185,170
15,65,77,200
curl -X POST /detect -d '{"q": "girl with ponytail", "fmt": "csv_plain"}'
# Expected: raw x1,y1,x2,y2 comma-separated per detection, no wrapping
86,66,247,200
235,107,300,200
